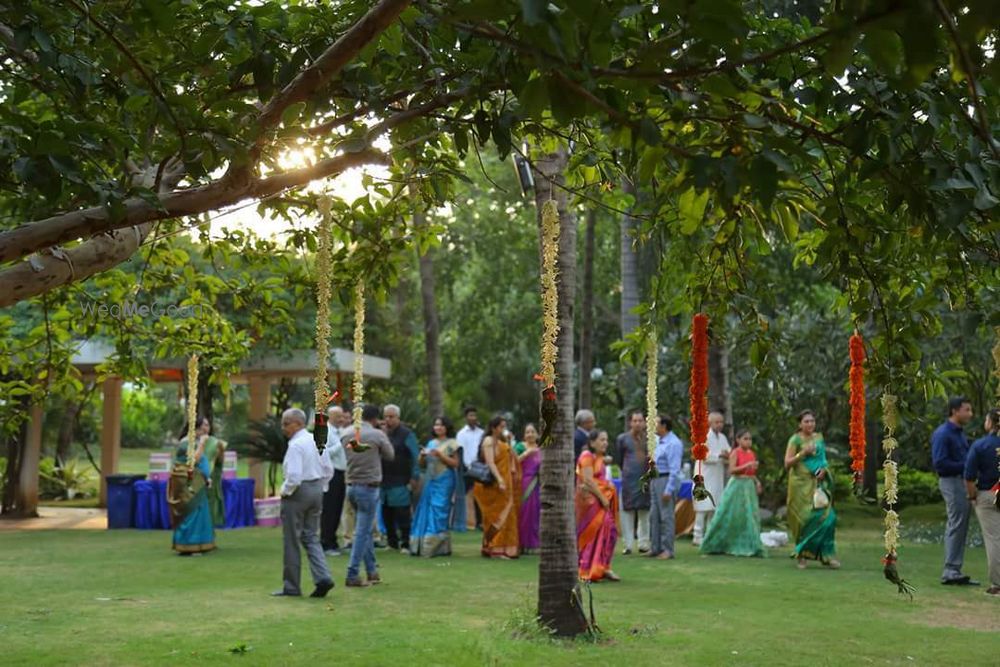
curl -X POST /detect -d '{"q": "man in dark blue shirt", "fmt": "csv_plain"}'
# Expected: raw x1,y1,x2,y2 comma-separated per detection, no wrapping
964,407,1000,596
930,396,977,585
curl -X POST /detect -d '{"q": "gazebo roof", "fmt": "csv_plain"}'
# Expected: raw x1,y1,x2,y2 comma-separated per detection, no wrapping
71,340,391,379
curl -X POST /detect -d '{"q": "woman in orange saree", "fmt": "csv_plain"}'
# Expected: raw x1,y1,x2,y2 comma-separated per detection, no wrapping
474,415,521,559
576,430,620,581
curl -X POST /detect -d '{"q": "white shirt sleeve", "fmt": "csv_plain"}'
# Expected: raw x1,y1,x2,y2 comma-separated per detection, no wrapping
281,441,303,497
319,448,334,492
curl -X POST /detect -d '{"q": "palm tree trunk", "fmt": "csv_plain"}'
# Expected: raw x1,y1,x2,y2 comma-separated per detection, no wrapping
619,180,640,339
414,205,445,417
532,148,588,637
578,209,596,410
707,337,733,439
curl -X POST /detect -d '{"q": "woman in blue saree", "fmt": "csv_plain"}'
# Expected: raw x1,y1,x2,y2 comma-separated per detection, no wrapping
410,416,466,557
784,410,839,569
167,417,217,555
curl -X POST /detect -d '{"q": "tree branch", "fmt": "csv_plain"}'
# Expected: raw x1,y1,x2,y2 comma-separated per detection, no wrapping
0,150,385,267
932,0,1000,160
0,150,389,307
64,0,187,154
252,0,412,149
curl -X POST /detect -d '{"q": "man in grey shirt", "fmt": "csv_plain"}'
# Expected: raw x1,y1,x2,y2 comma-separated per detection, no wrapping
343,403,394,587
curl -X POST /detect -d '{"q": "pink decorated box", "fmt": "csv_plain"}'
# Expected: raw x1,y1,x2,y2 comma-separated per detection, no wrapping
254,497,282,527
223,450,237,479
148,453,172,482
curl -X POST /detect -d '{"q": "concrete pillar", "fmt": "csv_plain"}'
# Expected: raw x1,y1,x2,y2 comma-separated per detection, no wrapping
15,402,44,517
98,376,123,507
248,375,270,498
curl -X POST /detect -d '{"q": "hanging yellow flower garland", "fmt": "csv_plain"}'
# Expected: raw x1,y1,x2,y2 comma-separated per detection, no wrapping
186,354,199,468
880,393,914,598
350,278,368,450
536,199,560,448
640,332,658,491
312,196,334,448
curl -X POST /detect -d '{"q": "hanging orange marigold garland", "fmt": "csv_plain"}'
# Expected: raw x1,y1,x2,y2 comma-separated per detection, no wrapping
848,332,866,486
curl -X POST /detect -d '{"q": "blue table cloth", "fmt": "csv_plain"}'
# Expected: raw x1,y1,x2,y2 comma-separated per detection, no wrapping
610,478,692,499
134,478,255,530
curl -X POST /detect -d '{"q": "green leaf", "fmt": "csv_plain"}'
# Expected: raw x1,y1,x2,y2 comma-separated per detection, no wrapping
678,187,709,234
861,28,903,76
638,117,661,146
638,146,665,183
518,76,549,119
281,102,306,127
750,155,777,211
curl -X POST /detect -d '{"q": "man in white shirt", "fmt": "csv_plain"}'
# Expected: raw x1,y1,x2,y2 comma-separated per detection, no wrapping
456,406,484,530
321,405,348,556
273,408,334,598
692,411,731,547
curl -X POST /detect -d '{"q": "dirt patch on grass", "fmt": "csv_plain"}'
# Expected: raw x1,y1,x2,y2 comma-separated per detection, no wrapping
910,599,999,632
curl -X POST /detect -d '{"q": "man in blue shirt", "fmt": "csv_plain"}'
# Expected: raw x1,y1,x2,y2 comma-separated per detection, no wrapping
649,414,683,560
964,407,1000,596
931,396,977,586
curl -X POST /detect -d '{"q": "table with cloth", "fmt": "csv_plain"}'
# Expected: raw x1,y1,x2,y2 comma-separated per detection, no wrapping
612,478,693,537
134,478,255,530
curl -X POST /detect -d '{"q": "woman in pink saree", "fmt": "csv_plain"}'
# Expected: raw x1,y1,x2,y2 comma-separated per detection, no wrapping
575,430,620,582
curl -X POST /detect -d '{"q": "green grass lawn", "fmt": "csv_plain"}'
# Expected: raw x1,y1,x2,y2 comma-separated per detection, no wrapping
1,504,996,666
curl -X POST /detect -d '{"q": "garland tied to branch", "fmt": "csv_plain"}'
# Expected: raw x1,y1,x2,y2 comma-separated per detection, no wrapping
536,199,560,448
848,332,866,488
880,393,914,599
348,278,370,452
640,333,658,492
185,354,199,470
312,196,334,451
689,313,713,506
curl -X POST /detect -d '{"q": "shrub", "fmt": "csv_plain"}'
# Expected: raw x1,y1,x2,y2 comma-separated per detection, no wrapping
39,457,94,500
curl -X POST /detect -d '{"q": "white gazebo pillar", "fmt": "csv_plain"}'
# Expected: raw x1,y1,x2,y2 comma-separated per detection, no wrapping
98,376,123,507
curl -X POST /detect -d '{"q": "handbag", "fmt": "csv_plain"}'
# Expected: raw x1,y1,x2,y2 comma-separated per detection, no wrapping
466,460,495,485
812,486,830,509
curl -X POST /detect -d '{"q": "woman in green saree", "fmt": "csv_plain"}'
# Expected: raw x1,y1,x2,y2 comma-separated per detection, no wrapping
167,417,217,555
784,410,839,569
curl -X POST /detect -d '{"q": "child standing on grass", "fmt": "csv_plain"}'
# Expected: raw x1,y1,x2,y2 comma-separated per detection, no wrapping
700,429,767,557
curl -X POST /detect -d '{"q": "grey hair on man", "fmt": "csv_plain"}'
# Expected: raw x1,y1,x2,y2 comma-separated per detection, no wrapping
383,404,401,417
282,407,307,426
575,409,595,426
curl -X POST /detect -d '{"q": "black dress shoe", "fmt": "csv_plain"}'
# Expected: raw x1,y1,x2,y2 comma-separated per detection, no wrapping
271,590,301,597
941,575,979,586
310,580,335,598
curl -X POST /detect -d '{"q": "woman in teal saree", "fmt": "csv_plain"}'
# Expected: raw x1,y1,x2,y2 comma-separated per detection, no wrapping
167,418,217,555
784,410,839,569
410,416,466,557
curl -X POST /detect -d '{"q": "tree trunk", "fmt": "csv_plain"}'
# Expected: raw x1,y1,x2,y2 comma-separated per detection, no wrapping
1,395,31,516
55,398,84,465
532,148,587,637
196,366,215,426
619,180,640,339
707,334,733,439
415,206,445,417
578,209,596,410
